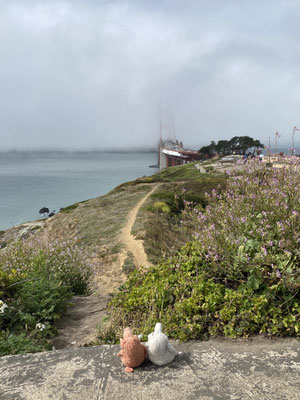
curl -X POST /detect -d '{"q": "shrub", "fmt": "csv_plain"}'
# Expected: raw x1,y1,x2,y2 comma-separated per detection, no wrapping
0,332,50,356
152,201,171,214
149,190,183,214
0,239,91,355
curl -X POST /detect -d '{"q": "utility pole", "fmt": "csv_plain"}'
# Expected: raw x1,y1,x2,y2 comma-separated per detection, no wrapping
292,126,299,155
275,132,281,158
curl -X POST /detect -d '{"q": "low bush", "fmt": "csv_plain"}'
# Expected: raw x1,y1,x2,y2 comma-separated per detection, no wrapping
0,240,91,356
149,189,184,214
0,332,49,355
152,201,171,214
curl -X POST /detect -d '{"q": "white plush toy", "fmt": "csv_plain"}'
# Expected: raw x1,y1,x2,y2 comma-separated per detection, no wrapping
145,323,179,366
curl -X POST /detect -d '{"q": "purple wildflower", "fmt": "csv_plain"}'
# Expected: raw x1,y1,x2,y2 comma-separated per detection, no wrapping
261,246,267,256
275,269,282,278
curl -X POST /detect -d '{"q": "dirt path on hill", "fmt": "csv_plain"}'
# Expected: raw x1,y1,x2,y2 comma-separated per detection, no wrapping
51,295,107,349
118,184,159,269
51,184,158,350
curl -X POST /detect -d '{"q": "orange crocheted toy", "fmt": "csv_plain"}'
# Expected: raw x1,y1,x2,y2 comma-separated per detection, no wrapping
117,327,147,373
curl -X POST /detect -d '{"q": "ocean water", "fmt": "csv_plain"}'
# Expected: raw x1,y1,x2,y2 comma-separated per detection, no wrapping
0,151,158,230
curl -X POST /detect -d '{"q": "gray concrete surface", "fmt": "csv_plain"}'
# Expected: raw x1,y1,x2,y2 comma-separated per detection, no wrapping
0,338,299,400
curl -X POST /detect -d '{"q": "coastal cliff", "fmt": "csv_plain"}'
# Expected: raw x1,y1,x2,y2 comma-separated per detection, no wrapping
1,158,299,356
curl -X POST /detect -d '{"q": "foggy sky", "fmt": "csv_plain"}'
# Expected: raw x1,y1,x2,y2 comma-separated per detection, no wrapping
1,0,300,151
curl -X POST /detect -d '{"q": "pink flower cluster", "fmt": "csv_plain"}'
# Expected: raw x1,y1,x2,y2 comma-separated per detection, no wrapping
192,157,300,272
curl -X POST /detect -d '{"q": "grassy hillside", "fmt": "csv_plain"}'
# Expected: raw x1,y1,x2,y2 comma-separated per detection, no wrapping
1,162,226,265
1,161,226,355
132,169,227,264
98,158,300,342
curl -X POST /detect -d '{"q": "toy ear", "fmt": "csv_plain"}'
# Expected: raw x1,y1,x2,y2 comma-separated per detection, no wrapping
154,323,162,334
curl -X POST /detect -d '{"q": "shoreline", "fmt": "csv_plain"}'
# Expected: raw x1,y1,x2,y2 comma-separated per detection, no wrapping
0,151,157,231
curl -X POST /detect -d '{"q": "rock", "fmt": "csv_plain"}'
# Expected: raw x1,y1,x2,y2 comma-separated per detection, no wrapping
39,207,49,214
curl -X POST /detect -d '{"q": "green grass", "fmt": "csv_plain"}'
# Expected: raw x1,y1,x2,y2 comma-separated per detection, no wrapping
113,162,221,191
152,162,205,182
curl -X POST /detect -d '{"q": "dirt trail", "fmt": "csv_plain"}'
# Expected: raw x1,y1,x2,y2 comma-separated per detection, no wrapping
51,184,158,349
118,184,158,269
51,295,107,349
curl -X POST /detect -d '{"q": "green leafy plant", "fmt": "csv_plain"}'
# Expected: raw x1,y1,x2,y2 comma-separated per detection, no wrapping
0,239,91,356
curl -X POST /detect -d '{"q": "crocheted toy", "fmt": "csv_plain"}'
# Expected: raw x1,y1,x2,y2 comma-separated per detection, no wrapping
117,327,147,373
145,323,178,366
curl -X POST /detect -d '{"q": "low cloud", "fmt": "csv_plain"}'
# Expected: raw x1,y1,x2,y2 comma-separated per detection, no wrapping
0,0,299,151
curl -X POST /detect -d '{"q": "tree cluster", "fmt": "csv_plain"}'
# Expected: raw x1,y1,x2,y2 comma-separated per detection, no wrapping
199,136,264,157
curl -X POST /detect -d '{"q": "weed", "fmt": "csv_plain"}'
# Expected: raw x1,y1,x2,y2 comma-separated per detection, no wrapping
122,252,136,275
111,243,123,255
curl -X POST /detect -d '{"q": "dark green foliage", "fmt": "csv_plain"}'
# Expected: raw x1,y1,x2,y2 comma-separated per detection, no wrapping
149,190,183,214
0,240,91,356
149,177,227,215
103,241,299,341
199,136,264,157
0,332,50,356
15,264,71,327
0,263,72,355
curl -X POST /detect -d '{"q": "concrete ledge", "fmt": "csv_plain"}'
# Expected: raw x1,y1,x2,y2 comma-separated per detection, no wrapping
0,338,299,399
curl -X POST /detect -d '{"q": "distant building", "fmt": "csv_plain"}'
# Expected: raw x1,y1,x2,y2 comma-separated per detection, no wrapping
159,139,202,170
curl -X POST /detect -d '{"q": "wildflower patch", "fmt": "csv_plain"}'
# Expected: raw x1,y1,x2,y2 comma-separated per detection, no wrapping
99,157,300,342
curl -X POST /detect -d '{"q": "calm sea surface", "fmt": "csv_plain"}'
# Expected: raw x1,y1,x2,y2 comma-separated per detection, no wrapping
0,151,158,230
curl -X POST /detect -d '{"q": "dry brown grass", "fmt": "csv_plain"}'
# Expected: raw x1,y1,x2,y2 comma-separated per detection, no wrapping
1,184,154,292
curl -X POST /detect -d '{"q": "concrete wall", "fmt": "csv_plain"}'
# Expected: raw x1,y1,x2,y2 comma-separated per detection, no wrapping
159,146,167,170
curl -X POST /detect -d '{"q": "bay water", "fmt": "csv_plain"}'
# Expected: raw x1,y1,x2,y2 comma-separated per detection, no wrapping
0,151,158,230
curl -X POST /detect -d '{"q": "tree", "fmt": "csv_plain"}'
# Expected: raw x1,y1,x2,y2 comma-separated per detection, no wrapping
199,136,264,158
228,136,264,155
215,140,231,155
198,141,217,157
